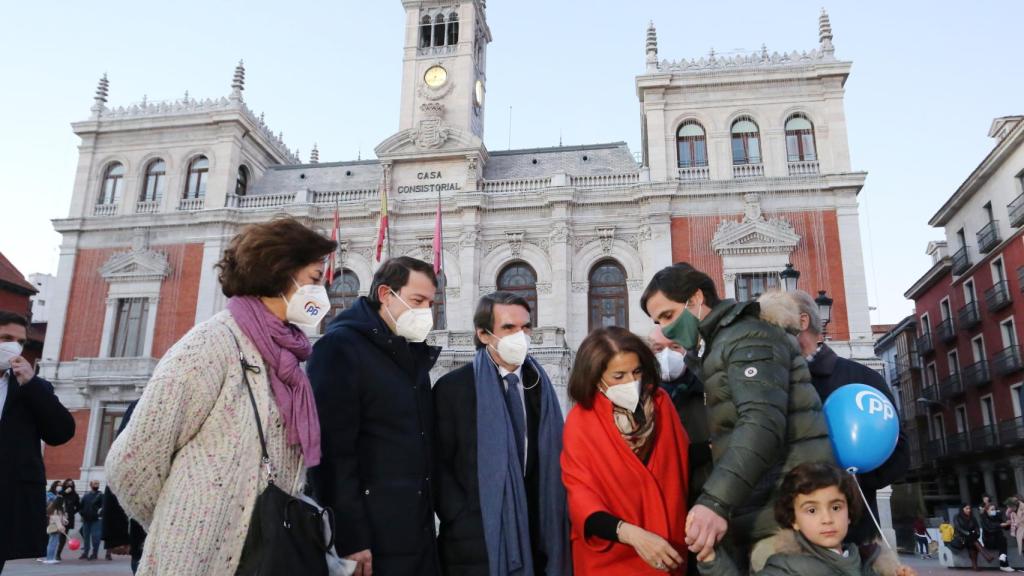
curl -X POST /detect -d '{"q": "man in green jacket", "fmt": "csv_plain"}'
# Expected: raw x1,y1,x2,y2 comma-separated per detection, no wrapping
641,264,835,568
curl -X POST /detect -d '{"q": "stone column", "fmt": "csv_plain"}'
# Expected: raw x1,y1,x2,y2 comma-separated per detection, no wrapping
194,229,230,323
1010,457,1024,497
957,465,971,505
876,485,897,548
546,218,571,332
981,461,998,501
40,233,80,367
98,297,118,358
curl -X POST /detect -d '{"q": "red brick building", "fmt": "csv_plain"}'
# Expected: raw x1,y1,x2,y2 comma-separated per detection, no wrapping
905,115,1024,506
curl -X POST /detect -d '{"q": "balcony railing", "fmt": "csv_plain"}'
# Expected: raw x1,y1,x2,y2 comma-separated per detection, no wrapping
922,385,940,403
93,203,117,216
971,425,999,451
178,197,205,211
1010,193,1024,228
135,200,160,214
947,432,970,456
977,220,1002,254
962,360,992,388
677,166,711,181
787,160,820,176
732,163,764,178
916,332,935,356
985,280,1013,313
993,345,1024,376
887,364,900,383
951,245,972,276
999,417,1024,445
927,438,947,459
939,373,965,400
936,318,957,344
958,301,982,331
897,352,922,371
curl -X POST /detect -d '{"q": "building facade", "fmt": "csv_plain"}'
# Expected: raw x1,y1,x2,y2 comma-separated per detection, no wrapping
905,115,1024,508
38,2,875,482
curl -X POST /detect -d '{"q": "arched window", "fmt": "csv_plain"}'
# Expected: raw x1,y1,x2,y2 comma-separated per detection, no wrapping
433,14,446,47
140,159,165,203
98,162,124,205
731,117,762,165
184,156,209,199
323,270,360,333
785,114,817,162
497,262,538,327
588,260,629,331
433,270,447,330
420,15,432,48
236,165,249,196
446,13,459,45
676,121,708,168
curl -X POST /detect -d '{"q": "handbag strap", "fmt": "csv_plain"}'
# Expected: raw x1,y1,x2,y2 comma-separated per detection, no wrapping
226,327,277,485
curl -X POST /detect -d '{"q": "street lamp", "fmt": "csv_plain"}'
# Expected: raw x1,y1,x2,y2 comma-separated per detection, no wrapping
815,290,834,336
780,263,801,293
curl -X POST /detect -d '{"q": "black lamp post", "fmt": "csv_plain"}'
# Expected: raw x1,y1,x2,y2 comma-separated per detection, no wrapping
815,290,834,336
780,263,801,293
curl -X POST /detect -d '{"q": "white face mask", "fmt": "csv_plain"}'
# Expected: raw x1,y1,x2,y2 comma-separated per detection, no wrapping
602,379,642,412
488,330,530,367
0,341,23,371
282,279,331,329
657,348,686,381
385,289,433,343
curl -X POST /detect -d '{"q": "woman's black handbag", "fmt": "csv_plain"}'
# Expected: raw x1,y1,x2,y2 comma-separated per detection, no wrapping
949,534,966,550
230,335,334,576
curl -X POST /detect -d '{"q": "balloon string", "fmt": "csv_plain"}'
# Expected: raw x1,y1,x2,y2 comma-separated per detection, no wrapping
851,472,893,552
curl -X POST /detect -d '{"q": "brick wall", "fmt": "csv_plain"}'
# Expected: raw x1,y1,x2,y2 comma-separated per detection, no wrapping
44,409,90,480
152,244,204,356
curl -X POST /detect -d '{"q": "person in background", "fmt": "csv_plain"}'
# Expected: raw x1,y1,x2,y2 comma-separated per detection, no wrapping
79,480,105,560
954,504,991,571
103,401,145,574
912,517,931,560
981,502,1014,572
1007,496,1024,561
433,292,570,576
59,479,80,561
697,462,914,576
786,290,909,555
46,481,63,505
0,310,76,573
562,327,690,574
309,256,442,576
42,497,68,565
105,217,336,575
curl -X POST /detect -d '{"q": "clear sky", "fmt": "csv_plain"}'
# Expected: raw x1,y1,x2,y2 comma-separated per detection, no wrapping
1,1,1021,325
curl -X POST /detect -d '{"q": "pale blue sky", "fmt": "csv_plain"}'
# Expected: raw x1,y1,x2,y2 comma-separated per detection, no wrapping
1,1,1021,324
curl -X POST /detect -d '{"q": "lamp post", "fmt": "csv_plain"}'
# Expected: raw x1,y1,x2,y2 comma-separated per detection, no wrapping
815,290,834,337
780,263,800,293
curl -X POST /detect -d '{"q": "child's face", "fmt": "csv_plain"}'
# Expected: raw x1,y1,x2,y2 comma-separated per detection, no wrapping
792,485,850,550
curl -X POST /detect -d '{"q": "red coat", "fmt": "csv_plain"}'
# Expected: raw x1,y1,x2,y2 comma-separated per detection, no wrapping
562,388,690,575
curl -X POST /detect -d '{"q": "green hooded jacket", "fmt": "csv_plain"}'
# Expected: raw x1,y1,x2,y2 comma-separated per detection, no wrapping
699,530,882,576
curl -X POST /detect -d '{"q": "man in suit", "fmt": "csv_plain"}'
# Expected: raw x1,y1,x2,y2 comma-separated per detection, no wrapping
433,292,569,576
0,311,75,573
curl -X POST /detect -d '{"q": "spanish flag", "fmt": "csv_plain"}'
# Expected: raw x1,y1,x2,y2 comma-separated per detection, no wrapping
375,173,389,262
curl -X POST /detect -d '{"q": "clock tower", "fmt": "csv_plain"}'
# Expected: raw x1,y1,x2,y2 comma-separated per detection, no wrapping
396,0,490,143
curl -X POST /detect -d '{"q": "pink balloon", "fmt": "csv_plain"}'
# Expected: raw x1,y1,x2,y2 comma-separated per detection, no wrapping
68,538,81,551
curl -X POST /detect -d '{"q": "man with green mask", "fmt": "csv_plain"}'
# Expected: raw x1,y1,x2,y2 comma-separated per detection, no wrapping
641,264,834,571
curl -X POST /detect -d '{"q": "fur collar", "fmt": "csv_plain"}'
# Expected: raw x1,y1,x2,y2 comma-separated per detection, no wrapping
750,530,902,576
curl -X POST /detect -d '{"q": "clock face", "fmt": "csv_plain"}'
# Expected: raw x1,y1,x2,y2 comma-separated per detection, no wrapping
475,80,484,106
424,66,448,88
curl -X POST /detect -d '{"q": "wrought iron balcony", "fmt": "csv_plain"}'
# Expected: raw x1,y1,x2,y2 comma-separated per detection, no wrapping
962,360,992,388
936,318,957,344
947,432,970,456
970,425,999,451
951,245,972,276
1010,193,1024,228
977,220,1002,254
985,280,1013,313
897,352,922,371
922,385,940,403
916,332,935,356
939,373,965,399
958,301,982,331
887,364,900,383
999,417,1024,445
993,345,1024,376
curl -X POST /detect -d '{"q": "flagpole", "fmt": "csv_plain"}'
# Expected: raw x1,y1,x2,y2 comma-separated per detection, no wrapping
439,189,446,327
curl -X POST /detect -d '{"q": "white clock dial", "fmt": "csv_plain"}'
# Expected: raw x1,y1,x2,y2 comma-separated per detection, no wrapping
424,65,448,88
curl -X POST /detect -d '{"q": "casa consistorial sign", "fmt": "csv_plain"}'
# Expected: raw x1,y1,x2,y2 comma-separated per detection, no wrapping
397,170,463,194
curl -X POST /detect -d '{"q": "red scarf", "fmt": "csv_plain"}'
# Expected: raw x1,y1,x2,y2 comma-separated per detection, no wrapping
562,388,690,575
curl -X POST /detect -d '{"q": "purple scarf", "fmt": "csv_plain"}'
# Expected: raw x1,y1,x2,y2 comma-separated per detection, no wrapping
226,296,321,467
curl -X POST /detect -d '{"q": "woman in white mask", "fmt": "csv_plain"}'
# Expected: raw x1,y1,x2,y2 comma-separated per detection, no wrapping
562,327,691,575
105,217,336,576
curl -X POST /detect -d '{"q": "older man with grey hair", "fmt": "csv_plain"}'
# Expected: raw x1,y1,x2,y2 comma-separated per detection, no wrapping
790,289,910,552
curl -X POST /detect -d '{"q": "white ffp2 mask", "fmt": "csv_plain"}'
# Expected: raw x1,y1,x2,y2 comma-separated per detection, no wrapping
489,330,530,367
603,379,642,412
386,290,434,343
657,348,686,382
0,341,23,371
283,280,331,329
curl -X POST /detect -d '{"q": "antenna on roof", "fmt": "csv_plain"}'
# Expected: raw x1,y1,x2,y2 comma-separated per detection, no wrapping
559,129,563,147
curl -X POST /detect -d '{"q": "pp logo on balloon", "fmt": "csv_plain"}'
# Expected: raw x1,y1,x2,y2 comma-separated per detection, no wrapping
855,389,896,421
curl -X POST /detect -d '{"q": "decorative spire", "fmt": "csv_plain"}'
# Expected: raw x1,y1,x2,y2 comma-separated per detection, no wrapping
231,59,245,101
183,89,190,103
645,21,659,72
91,73,109,118
819,8,834,55
310,144,319,164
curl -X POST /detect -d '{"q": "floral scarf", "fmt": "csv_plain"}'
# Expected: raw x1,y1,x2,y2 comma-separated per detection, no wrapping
611,390,657,462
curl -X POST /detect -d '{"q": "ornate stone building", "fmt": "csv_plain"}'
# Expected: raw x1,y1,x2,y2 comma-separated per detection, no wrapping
38,1,874,481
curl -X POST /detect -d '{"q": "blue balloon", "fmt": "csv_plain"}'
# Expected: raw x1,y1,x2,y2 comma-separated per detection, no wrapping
822,383,900,474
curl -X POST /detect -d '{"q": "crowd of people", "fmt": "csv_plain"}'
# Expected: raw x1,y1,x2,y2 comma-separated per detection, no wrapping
1,216,919,575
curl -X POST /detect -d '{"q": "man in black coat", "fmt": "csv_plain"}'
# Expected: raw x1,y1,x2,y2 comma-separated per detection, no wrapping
790,291,910,547
309,257,441,576
433,292,569,576
0,311,75,573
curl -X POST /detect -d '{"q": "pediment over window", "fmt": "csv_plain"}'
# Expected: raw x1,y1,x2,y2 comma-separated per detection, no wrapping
100,249,171,283
712,194,800,256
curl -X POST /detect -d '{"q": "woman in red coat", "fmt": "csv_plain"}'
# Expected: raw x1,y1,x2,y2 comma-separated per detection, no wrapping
562,326,690,574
